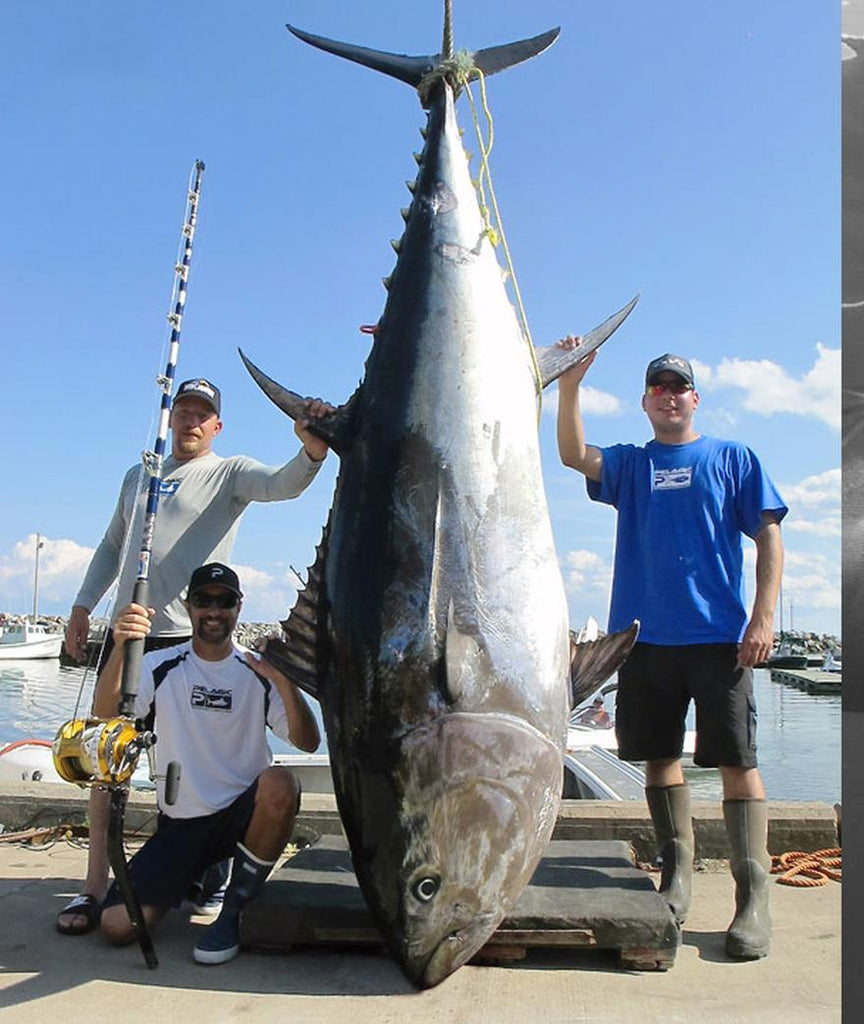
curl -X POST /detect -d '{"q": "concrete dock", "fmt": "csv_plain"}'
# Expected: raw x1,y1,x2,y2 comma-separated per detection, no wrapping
768,667,842,695
0,783,842,1023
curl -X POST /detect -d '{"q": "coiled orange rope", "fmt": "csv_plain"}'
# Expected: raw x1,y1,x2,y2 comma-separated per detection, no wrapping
771,848,842,887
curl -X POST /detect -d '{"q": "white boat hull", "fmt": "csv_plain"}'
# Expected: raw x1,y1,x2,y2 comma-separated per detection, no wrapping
567,723,698,767
0,738,150,787
0,634,63,660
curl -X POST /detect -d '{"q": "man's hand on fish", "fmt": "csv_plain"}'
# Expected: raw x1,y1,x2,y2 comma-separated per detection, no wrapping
294,397,335,462
555,336,596,388
244,637,288,682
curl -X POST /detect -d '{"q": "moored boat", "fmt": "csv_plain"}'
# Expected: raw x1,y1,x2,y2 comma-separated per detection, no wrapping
0,621,62,661
766,638,809,670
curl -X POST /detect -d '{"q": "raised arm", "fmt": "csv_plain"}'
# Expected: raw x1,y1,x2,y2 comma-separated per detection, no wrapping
231,399,337,504
555,342,604,482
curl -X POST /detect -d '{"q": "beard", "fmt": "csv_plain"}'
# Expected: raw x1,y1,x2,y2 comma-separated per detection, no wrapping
193,616,234,646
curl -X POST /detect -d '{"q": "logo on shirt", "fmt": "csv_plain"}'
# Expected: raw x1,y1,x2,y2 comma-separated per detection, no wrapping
191,686,233,712
654,467,692,490
160,478,180,498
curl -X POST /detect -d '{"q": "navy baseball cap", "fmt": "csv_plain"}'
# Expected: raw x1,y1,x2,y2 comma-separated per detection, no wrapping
173,378,221,416
187,563,242,598
645,354,694,388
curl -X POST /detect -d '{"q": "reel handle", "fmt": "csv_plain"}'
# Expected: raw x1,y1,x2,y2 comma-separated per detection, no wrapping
164,761,182,805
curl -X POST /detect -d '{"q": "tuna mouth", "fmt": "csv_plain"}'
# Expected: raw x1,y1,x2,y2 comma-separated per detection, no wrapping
406,912,498,989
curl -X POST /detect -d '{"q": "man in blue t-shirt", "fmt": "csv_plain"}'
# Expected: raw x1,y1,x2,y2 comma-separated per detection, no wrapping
556,345,786,960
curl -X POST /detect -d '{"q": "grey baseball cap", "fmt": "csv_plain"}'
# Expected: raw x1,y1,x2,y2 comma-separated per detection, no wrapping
645,354,694,388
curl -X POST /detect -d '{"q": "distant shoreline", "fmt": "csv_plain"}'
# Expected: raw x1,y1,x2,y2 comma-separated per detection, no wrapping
1,611,842,655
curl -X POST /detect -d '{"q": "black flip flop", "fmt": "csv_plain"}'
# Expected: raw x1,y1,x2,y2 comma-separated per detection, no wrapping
56,893,101,935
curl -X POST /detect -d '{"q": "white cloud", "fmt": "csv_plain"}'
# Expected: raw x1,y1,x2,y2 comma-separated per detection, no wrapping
742,533,839,631
698,345,839,429
228,562,298,625
780,468,840,507
779,468,841,537
562,548,613,593
543,386,622,418
0,534,95,613
778,550,840,617
0,536,301,626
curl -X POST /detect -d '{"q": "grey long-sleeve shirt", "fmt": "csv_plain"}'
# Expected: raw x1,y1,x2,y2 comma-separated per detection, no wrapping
74,448,322,635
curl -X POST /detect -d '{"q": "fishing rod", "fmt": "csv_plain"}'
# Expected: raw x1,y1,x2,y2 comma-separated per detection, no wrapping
53,160,205,968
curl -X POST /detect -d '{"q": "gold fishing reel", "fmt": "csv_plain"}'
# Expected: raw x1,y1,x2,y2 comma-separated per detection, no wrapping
52,717,151,787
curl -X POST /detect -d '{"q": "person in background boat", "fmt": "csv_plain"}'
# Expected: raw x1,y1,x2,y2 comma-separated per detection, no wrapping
577,696,611,728
556,346,786,961
57,377,332,937
96,563,320,965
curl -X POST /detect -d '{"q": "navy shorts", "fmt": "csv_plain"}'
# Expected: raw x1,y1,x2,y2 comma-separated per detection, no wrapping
103,779,258,911
615,642,758,768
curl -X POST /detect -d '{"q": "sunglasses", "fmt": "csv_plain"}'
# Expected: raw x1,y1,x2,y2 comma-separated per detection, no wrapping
188,591,240,610
646,380,693,396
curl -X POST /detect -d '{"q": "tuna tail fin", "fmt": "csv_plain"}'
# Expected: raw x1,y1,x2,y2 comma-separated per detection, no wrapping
568,621,640,710
534,294,640,389
238,348,354,456
286,24,559,104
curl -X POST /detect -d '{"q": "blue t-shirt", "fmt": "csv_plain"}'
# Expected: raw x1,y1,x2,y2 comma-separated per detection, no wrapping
587,436,787,645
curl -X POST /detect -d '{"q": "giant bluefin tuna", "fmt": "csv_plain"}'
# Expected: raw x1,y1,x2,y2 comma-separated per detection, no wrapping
243,7,638,988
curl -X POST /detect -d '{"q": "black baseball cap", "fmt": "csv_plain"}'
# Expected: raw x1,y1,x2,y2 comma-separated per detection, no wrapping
187,563,243,599
173,378,221,416
645,354,695,388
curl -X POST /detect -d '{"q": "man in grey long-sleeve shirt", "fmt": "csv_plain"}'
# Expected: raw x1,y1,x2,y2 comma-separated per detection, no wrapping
57,376,331,935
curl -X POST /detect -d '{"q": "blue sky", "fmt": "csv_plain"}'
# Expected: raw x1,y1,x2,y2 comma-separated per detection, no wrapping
0,2,840,636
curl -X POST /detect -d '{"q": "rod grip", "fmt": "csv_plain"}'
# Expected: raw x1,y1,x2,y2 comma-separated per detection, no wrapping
164,761,182,806
118,579,150,717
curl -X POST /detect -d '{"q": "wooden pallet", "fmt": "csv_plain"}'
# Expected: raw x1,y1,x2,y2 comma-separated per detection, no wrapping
241,836,679,971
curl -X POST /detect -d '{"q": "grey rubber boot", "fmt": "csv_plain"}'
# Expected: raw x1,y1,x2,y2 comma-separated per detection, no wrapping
723,798,772,959
645,784,694,926
193,843,275,965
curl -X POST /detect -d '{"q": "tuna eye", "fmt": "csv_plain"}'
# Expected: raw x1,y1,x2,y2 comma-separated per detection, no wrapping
413,876,439,902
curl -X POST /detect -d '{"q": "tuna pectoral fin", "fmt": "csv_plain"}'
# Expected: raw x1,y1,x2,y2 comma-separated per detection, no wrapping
568,620,640,710
534,294,640,388
238,348,353,456
443,602,485,705
259,528,329,701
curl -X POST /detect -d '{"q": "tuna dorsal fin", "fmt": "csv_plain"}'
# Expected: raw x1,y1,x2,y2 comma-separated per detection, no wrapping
568,620,640,710
534,294,640,389
287,24,559,103
238,348,355,456
259,526,330,702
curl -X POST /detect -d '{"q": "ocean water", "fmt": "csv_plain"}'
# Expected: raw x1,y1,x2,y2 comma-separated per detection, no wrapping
0,661,841,805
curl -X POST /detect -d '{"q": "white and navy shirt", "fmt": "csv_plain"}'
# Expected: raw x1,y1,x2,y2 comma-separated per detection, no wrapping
135,641,291,819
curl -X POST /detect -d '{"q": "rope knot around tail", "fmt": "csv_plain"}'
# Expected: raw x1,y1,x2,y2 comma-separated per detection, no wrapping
417,49,477,107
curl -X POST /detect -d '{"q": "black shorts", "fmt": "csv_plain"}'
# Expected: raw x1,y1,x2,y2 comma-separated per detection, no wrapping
103,779,258,911
615,642,758,769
